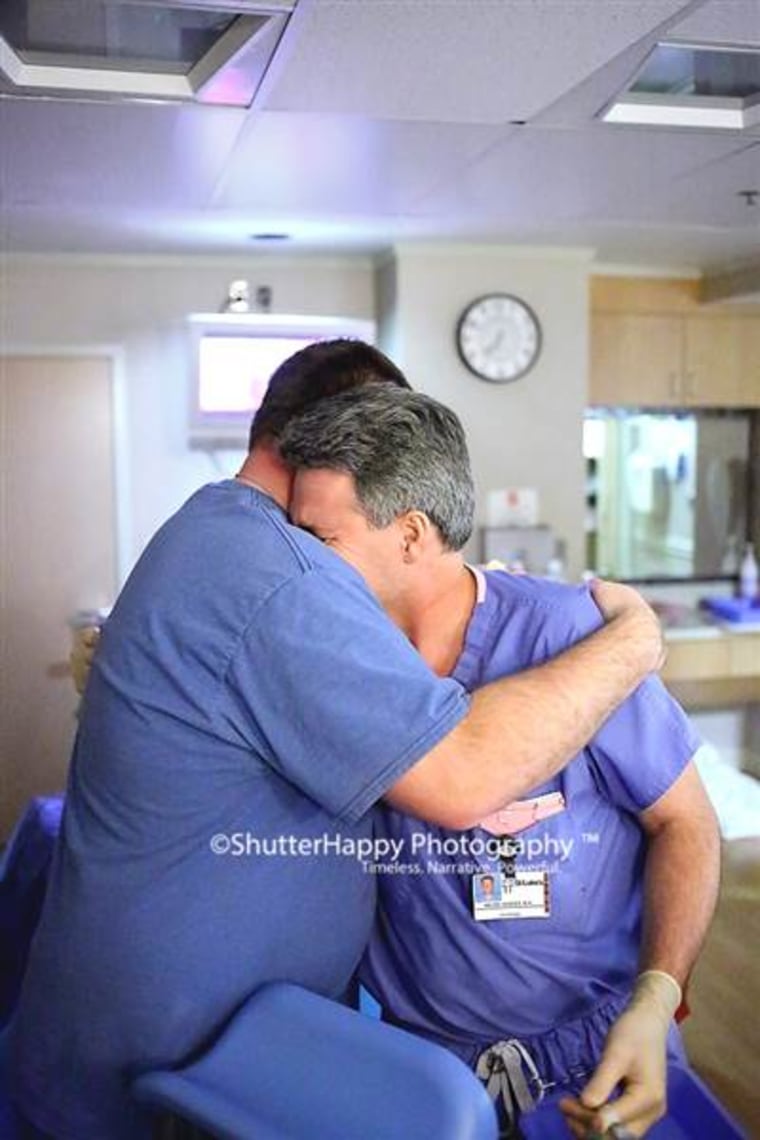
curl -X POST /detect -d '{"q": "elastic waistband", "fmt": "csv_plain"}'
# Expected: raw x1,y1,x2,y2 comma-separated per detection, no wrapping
467,993,685,1095
434,994,629,1094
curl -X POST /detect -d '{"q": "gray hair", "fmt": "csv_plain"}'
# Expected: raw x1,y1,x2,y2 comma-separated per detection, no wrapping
279,385,475,551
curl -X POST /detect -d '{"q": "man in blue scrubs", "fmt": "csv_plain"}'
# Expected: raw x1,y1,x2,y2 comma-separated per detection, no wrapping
281,385,721,1140
10,341,666,1140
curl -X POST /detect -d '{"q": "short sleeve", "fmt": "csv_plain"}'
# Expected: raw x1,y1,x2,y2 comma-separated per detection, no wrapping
587,675,701,813
223,566,470,824
532,583,701,815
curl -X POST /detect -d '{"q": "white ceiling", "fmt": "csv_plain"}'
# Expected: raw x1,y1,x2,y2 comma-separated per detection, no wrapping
1,0,759,269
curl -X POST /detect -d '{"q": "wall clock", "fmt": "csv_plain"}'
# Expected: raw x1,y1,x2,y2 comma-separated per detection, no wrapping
456,294,542,383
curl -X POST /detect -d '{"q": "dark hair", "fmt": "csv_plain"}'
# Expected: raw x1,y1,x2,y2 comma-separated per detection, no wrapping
248,338,410,449
279,386,475,552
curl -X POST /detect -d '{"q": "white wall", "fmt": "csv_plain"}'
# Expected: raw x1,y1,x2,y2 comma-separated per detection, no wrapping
382,245,592,575
2,247,593,580
1,254,375,575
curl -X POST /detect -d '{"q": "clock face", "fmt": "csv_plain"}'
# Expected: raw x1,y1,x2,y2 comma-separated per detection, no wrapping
456,294,541,383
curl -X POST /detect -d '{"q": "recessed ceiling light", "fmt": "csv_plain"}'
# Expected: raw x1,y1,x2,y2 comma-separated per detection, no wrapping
603,97,744,129
0,0,294,107
602,42,760,130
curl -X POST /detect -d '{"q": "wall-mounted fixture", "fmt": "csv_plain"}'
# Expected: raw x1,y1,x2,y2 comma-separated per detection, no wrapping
221,281,274,314
222,280,250,314
186,312,376,449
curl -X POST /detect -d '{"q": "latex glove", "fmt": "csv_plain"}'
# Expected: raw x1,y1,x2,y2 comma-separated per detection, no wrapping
70,625,101,695
559,971,681,1139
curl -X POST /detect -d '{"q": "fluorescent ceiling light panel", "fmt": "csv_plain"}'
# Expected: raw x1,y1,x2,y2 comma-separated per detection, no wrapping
602,41,760,131
603,96,745,129
0,0,292,106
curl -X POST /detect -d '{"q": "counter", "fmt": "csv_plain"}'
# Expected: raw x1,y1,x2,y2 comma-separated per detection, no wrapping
662,624,760,708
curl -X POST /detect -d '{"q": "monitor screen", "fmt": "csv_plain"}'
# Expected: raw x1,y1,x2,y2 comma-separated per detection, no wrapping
187,314,376,447
198,335,319,414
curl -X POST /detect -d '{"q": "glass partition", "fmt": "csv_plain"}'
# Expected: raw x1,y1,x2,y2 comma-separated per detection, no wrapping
584,411,750,580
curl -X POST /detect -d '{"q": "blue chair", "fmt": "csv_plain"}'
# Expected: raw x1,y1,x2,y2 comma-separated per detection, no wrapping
0,796,64,1027
134,982,499,1140
0,797,65,1139
0,1027,21,1140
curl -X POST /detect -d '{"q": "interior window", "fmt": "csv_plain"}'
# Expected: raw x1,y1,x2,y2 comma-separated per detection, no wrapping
584,411,751,581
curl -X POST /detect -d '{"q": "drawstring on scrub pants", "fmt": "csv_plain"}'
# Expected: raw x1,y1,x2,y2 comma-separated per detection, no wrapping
475,1039,545,1138
476,1041,635,1140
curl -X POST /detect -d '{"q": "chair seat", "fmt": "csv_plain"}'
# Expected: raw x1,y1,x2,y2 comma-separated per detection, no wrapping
0,795,64,1028
133,983,498,1140
0,1029,21,1140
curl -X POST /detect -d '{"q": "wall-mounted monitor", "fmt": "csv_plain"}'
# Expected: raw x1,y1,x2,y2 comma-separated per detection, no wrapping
187,313,376,448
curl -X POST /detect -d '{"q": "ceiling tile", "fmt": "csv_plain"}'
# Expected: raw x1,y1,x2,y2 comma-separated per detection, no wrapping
0,97,245,208
263,0,694,124
669,0,760,47
2,0,759,267
212,110,509,214
411,124,752,226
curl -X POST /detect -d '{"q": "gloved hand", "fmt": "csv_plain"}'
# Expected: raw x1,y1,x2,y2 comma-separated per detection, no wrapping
70,626,101,695
559,970,682,1139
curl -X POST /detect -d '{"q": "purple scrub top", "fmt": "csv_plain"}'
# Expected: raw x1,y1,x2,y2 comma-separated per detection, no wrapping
361,570,699,1076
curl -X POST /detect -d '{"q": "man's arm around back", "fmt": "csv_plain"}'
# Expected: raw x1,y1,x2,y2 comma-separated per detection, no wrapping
386,581,664,828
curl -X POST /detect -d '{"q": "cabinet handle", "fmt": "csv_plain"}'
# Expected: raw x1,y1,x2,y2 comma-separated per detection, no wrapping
684,371,695,398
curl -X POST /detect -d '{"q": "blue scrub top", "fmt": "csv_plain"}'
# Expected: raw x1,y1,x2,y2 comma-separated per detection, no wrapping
10,481,468,1140
361,570,700,1061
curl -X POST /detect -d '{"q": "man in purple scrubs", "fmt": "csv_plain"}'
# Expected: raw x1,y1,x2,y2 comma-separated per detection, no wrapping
281,385,721,1140
11,342,665,1140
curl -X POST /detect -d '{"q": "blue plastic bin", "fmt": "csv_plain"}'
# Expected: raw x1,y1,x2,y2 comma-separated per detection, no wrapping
519,1064,747,1139
701,596,760,625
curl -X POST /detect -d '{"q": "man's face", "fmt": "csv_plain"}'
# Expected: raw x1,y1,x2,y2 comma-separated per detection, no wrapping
290,468,406,610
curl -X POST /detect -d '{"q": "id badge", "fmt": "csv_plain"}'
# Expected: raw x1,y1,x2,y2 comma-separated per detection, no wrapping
472,871,550,921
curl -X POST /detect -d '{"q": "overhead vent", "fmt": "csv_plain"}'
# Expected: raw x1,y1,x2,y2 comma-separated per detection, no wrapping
602,42,760,130
0,0,293,107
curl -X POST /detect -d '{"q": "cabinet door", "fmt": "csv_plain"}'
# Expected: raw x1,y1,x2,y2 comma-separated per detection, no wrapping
589,313,682,406
683,316,744,406
661,638,732,683
735,319,760,406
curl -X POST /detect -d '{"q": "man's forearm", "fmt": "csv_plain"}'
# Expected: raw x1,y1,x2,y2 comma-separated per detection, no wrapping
450,607,663,822
387,587,663,828
639,814,720,987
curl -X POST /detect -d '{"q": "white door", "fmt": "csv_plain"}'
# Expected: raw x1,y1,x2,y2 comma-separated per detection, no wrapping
0,355,118,838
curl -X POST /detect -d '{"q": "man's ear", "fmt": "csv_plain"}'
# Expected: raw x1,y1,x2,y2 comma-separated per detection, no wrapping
400,510,433,562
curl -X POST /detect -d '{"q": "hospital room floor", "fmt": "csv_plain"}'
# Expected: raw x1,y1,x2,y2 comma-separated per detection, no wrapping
681,837,760,1138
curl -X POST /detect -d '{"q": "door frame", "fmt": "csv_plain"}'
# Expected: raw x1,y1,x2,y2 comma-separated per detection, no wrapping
1,344,131,586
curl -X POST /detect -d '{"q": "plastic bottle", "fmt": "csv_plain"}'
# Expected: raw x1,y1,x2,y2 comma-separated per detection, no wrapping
721,535,739,576
739,542,759,601
545,557,566,583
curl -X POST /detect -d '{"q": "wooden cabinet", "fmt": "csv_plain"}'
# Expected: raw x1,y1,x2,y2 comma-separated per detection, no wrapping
661,632,760,683
590,314,682,405
684,315,757,407
589,280,760,408
735,319,760,405
661,631,760,709
661,637,732,682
